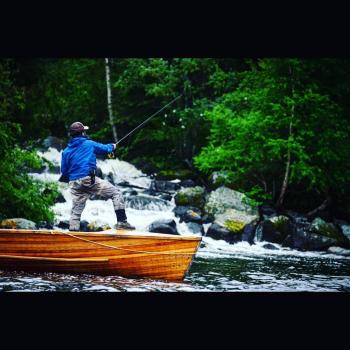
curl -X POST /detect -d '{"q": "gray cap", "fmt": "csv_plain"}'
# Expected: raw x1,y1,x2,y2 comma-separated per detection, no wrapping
69,122,89,133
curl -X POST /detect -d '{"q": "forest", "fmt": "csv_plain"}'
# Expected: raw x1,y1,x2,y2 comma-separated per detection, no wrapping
1,58,350,223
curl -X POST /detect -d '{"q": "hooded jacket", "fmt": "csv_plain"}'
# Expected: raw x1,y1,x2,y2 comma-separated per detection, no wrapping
61,136,114,181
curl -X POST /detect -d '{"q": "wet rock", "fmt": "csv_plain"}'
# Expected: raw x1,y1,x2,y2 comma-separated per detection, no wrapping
334,219,350,244
148,219,179,235
0,218,37,230
206,223,241,244
173,206,202,223
205,186,258,217
57,220,70,229
160,194,172,201
291,228,338,251
241,223,256,245
259,216,293,244
175,186,206,209
215,208,259,236
37,221,54,230
262,243,279,250
180,179,197,188
42,136,65,151
327,246,350,256
200,242,207,248
96,167,103,179
185,222,205,235
54,193,66,203
150,180,180,193
87,221,111,232
106,172,115,185
126,195,170,211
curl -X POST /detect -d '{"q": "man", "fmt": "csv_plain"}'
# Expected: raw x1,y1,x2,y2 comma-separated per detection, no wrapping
60,121,135,232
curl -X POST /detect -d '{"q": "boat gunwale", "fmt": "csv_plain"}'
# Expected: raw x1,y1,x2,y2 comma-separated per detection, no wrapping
0,228,202,242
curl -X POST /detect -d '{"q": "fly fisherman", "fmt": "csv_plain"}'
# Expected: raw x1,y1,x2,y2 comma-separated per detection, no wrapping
60,122,135,232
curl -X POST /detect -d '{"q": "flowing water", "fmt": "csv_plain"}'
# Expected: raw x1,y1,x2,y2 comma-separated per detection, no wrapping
1,147,350,292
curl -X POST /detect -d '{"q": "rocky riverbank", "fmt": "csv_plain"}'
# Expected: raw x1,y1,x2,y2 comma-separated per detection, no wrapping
1,136,350,258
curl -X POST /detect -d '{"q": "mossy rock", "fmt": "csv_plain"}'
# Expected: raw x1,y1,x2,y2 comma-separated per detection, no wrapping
224,220,246,234
310,218,348,245
0,218,37,230
269,215,292,239
174,186,206,209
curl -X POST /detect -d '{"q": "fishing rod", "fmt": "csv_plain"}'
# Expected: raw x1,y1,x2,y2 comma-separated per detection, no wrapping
108,93,183,158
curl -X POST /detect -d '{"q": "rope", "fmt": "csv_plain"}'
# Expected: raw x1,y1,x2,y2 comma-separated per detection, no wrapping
61,231,196,256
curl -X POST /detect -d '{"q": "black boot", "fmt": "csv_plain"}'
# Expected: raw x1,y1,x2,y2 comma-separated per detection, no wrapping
115,209,135,230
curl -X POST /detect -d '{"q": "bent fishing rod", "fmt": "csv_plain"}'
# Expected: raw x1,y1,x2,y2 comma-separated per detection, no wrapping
108,93,183,158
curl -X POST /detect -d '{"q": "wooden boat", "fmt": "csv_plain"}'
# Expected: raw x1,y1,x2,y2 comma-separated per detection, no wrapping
0,228,202,282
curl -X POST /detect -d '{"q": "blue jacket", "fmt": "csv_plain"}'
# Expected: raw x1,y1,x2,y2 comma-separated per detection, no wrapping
61,136,114,181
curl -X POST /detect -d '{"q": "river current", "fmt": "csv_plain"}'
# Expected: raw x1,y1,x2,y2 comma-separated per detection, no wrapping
0,148,349,292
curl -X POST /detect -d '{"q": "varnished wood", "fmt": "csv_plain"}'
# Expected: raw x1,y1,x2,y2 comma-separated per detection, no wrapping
0,229,201,281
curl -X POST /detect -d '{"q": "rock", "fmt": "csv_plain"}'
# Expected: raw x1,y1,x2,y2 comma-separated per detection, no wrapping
185,222,204,235
173,206,202,223
126,195,170,211
106,172,115,185
310,217,348,247
206,223,241,244
180,179,197,188
291,228,339,251
0,218,37,230
95,167,103,179
54,193,66,204
87,221,111,232
262,243,279,250
241,223,256,245
37,221,54,230
148,219,179,235
160,194,172,201
175,186,206,209
205,186,258,217
258,216,293,244
327,246,350,256
215,208,259,235
42,136,65,151
150,180,180,193
334,219,350,245
57,220,70,229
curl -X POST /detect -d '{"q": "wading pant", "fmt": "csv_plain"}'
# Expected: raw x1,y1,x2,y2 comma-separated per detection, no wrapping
69,176,125,231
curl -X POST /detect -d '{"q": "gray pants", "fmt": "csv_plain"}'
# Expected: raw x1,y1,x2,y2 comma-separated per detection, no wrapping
69,176,125,231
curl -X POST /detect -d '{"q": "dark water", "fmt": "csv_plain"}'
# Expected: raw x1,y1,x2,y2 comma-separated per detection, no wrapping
1,241,349,292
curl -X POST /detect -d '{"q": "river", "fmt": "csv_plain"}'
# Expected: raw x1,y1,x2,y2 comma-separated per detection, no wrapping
0,147,349,292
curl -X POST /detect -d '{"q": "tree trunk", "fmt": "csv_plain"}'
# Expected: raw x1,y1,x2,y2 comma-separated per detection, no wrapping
105,58,118,143
276,64,295,209
306,197,330,219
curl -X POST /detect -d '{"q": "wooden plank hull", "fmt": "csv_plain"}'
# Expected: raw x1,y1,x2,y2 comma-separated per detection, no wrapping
0,229,201,281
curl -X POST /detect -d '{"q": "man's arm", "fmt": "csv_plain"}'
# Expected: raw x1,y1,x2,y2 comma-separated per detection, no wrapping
92,141,116,154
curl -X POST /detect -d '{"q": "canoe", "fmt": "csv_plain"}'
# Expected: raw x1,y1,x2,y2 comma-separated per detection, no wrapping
0,228,202,282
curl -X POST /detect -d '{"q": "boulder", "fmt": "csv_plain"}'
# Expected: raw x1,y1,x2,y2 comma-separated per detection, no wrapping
42,136,65,151
260,204,277,219
37,221,54,230
204,186,258,217
173,206,202,223
333,219,350,245
148,219,179,235
180,179,197,188
262,243,279,250
290,228,339,251
0,218,37,230
327,246,350,256
126,195,171,211
185,222,205,235
87,221,111,232
57,220,70,229
206,223,241,244
257,216,293,244
174,186,206,209
241,223,256,245
215,208,259,235
310,218,348,247
54,193,66,204
150,180,180,193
